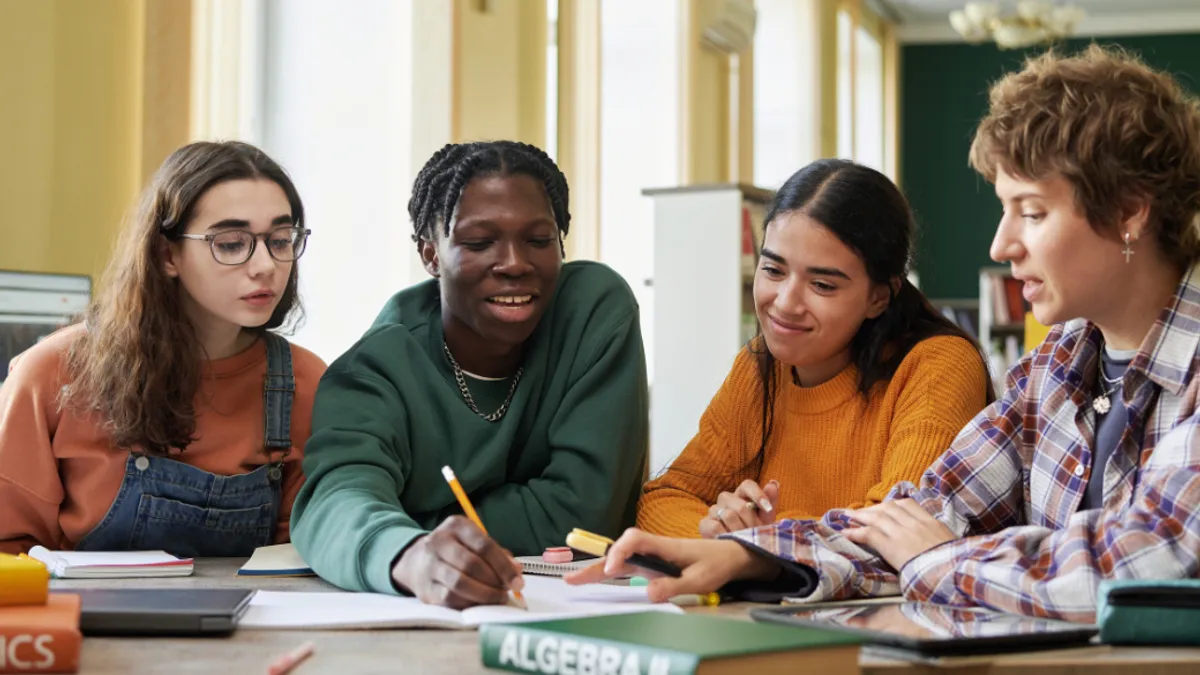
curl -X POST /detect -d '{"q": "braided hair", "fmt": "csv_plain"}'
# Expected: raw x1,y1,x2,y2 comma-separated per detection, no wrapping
408,141,570,254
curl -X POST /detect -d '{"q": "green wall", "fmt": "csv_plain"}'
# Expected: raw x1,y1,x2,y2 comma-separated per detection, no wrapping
901,33,1200,299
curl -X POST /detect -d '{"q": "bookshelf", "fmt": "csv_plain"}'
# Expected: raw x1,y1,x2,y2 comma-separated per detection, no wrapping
979,266,1029,385
930,298,980,343
642,183,774,474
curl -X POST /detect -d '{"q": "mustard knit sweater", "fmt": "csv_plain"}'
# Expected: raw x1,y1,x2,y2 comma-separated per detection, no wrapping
637,335,990,538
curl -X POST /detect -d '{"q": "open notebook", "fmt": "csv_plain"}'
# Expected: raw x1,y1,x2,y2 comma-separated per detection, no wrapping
28,547,193,579
239,575,682,631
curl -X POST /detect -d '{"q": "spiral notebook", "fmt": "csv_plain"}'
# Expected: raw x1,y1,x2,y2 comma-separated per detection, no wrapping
514,555,597,577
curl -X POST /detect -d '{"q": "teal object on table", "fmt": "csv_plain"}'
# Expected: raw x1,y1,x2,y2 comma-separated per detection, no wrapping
629,576,648,587
1097,579,1200,646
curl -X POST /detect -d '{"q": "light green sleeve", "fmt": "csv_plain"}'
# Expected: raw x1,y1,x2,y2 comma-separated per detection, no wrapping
290,367,424,595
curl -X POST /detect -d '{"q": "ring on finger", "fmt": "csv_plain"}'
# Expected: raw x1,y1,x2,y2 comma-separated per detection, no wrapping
715,507,727,520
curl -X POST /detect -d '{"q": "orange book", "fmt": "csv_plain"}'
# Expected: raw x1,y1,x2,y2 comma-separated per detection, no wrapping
0,595,81,673
1003,277,1026,326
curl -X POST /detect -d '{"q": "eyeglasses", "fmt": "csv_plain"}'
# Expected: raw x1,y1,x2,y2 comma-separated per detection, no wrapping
176,226,312,266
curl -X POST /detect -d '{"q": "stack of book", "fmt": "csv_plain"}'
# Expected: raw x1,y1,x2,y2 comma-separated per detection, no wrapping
0,554,81,673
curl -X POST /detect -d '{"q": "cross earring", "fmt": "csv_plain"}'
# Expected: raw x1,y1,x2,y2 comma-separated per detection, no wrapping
1122,232,1135,264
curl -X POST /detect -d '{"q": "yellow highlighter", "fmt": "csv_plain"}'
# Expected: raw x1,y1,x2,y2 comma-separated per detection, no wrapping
441,466,527,609
669,592,722,607
0,553,50,606
565,528,683,578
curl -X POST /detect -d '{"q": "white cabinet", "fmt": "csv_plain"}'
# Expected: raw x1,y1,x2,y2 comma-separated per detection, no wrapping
642,183,774,474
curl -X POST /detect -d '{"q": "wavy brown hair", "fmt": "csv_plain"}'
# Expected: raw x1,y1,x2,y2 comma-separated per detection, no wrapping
64,141,305,455
969,44,1200,268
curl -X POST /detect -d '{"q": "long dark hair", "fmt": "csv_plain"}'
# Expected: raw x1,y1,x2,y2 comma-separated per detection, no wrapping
65,141,305,455
753,159,993,459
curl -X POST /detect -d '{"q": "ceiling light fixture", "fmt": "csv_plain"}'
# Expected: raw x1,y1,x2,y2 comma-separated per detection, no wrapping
950,1,1086,49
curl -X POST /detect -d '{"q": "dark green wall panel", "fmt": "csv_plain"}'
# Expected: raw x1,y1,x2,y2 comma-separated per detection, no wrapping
901,34,1200,298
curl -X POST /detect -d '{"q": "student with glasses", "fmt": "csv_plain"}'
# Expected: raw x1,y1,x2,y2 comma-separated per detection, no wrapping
0,141,326,557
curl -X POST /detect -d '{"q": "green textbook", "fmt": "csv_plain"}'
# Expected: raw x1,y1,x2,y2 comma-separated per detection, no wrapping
479,611,861,675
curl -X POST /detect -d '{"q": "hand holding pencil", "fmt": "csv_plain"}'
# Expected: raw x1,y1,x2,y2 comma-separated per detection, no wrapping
699,479,780,539
387,467,525,610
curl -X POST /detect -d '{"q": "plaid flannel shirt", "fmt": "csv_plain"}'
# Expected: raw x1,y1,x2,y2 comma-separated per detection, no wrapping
727,264,1200,623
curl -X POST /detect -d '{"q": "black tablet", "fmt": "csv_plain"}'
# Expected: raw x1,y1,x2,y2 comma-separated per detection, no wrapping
54,588,255,637
751,602,1098,656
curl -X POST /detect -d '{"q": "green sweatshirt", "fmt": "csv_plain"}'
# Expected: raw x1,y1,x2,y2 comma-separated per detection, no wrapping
291,261,649,594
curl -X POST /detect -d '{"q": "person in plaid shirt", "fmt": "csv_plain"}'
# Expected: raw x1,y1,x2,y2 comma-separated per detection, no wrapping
568,45,1200,623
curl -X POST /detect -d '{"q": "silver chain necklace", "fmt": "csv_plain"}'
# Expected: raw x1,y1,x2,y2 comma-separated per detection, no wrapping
1093,360,1125,415
443,343,523,422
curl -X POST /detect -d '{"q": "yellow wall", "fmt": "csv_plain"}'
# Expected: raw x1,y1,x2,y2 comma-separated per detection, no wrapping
49,0,143,281
0,1,58,276
454,0,546,147
0,0,190,284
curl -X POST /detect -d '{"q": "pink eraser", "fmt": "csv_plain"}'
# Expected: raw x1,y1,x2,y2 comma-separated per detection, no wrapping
542,547,573,563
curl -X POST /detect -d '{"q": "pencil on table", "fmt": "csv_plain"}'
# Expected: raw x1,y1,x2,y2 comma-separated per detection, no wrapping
267,641,314,675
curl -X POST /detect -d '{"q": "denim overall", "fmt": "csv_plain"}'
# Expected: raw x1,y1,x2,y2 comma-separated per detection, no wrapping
75,333,295,558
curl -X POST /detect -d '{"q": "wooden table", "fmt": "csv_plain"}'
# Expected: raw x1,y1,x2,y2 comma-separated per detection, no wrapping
52,559,1200,675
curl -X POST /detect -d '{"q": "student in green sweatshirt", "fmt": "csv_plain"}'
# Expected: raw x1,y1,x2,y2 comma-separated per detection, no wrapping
291,140,648,608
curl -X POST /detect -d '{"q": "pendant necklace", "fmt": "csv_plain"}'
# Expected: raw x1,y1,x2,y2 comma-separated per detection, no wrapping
1093,369,1122,415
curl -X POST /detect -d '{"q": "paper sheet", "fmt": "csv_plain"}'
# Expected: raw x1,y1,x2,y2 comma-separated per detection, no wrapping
239,576,682,631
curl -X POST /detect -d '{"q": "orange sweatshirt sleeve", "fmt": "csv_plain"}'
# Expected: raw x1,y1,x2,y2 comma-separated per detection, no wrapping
858,336,990,507
637,349,764,538
0,342,67,554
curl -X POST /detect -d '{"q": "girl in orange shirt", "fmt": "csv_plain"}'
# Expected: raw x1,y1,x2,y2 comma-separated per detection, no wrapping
638,160,993,538
0,141,325,557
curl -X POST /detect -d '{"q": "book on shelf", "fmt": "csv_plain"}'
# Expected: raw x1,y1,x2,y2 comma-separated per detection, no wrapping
1024,311,1052,352
480,611,861,675
936,304,978,340
739,200,767,280
984,273,1027,327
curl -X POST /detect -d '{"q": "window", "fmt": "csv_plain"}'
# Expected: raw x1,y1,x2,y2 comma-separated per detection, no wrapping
835,1,891,175
753,0,820,189
837,8,854,160
854,24,884,172
599,0,680,381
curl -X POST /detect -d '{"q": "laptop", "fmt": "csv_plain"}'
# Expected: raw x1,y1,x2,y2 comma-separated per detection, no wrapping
53,588,256,636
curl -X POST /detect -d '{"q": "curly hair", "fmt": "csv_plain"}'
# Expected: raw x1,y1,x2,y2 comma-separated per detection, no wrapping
969,44,1200,267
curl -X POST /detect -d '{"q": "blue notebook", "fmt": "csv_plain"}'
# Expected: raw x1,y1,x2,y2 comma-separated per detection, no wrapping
236,543,314,577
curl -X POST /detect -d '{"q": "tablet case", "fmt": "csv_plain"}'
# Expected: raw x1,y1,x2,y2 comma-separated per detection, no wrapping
1097,579,1200,646
52,588,255,637
749,603,1097,657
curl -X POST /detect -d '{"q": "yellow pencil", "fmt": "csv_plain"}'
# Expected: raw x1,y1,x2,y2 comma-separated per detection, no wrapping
441,466,527,609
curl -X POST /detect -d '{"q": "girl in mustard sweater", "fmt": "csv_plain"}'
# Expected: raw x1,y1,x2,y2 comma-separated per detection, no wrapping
638,159,993,538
